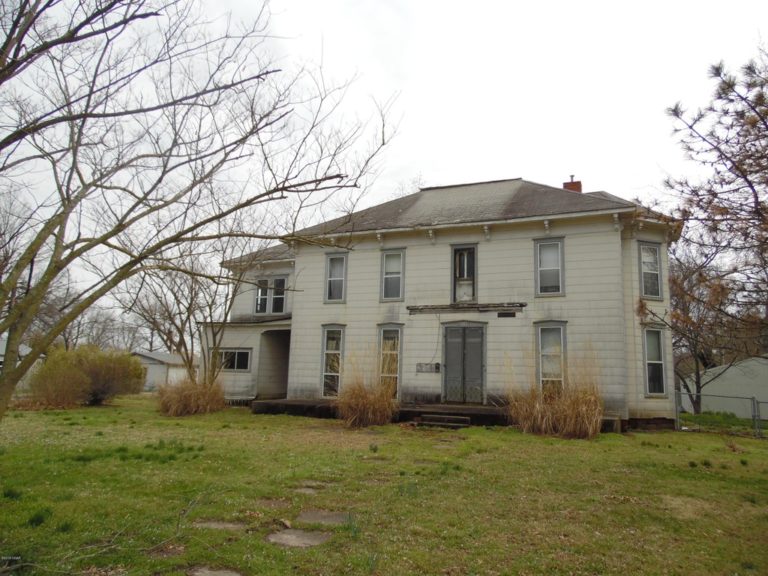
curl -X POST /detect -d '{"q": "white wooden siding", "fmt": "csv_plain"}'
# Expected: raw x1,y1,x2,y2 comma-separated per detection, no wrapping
286,215,671,419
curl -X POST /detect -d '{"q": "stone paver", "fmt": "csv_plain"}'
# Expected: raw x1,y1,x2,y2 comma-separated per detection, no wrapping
267,529,331,548
296,510,351,526
192,520,246,531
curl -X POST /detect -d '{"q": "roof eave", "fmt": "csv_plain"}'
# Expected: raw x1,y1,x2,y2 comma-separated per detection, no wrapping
296,206,639,240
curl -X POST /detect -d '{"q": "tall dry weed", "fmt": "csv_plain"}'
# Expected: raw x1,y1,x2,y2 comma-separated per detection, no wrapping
158,378,226,416
335,350,399,427
506,351,604,439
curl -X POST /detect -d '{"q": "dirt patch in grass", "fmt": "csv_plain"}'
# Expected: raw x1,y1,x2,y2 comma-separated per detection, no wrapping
661,495,714,520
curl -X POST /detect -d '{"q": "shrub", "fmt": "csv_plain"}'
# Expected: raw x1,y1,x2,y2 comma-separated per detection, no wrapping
26,346,144,408
507,382,603,439
157,378,225,416
26,347,91,407
76,346,144,405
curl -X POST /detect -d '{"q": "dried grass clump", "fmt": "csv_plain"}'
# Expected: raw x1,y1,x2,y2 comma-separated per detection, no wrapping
507,383,604,439
158,378,226,417
336,378,399,428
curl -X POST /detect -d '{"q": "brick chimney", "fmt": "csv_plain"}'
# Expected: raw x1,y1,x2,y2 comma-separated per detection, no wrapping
563,175,582,193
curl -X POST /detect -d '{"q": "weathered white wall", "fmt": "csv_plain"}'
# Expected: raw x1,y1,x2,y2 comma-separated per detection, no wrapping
204,322,291,400
229,261,295,320
622,230,676,419
286,213,674,419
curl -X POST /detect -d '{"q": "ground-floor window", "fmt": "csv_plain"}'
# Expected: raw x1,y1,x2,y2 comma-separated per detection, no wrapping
322,325,344,397
379,325,401,395
216,348,250,372
644,328,665,394
536,323,566,394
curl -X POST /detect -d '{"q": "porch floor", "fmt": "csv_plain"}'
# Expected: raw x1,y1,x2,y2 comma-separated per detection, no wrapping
251,398,507,425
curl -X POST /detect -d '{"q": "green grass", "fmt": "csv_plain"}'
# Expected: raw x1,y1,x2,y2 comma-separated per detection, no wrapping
680,411,758,435
1,396,767,575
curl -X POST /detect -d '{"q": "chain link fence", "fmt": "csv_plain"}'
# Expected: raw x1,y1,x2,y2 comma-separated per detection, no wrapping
675,389,764,437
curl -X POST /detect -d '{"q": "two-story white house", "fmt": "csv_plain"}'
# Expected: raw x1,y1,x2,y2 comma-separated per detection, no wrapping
204,178,678,423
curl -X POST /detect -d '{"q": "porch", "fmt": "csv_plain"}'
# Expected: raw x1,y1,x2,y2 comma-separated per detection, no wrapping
251,398,508,425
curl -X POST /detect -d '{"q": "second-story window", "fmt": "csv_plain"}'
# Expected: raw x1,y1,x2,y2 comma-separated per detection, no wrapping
535,238,564,296
639,242,662,299
452,246,476,303
326,254,347,302
381,250,404,300
254,277,287,314
254,280,269,313
272,278,286,313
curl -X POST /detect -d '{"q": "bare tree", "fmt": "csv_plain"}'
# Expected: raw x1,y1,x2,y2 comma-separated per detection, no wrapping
0,0,388,418
666,49,768,346
121,240,245,383
666,249,761,412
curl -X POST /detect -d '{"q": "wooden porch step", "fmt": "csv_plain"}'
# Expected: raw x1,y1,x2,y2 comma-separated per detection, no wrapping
418,414,472,429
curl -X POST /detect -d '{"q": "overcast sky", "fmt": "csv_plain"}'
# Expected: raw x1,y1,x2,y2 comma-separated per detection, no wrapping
220,0,768,209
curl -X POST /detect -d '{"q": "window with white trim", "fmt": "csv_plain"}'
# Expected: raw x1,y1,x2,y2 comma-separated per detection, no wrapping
644,328,665,394
452,245,476,303
253,277,287,314
536,324,566,394
379,326,401,395
326,254,346,302
535,238,564,296
381,251,404,300
322,326,344,396
216,348,250,372
639,243,662,298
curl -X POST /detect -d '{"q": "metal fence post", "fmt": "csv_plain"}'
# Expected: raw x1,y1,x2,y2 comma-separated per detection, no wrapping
753,398,762,438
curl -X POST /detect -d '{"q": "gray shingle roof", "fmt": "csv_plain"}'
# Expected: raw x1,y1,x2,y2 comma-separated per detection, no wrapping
293,178,637,237
132,351,198,366
222,243,295,270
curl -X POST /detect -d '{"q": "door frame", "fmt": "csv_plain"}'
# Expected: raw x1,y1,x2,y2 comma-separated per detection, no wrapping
441,320,487,404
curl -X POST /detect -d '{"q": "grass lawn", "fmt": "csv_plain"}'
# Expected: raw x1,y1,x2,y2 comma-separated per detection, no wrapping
1,396,767,575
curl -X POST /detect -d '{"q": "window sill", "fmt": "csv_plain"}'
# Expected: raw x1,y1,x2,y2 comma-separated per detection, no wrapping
640,295,664,302
534,292,565,298
323,300,346,305
380,298,404,303
644,393,668,399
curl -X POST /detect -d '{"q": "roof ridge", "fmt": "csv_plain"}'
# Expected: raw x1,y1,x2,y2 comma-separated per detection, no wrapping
421,177,523,191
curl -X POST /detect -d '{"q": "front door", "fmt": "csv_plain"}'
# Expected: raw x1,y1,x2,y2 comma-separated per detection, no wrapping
444,325,484,403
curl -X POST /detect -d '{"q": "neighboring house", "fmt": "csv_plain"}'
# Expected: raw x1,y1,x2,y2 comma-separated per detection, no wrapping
132,351,197,391
0,333,37,392
680,356,768,419
203,178,678,423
